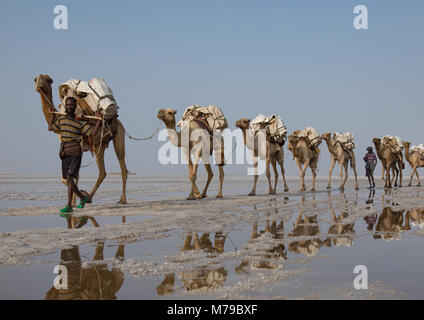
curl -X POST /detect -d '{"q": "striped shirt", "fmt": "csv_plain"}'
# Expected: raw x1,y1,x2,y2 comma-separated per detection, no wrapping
52,116,92,142
365,152,377,162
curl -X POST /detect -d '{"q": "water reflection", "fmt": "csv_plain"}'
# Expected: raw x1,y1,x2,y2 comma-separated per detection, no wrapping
45,242,125,300
325,192,356,248
235,219,286,273
405,209,424,230
374,207,406,241
288,195,322,256
156,231,228,295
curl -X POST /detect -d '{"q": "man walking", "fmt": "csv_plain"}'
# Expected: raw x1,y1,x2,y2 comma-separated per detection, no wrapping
363,146,377,189
48,97,101,215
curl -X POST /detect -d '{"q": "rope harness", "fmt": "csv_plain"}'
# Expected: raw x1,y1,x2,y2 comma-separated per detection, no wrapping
41,88,162,167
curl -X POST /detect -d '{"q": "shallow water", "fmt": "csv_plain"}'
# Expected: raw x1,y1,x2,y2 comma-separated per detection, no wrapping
0,174,423,299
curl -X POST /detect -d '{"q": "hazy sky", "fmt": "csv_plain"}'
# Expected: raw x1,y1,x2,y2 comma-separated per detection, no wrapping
0,0,423,176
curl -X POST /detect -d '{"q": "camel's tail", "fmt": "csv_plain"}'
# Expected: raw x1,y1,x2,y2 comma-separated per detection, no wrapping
349,151,356,169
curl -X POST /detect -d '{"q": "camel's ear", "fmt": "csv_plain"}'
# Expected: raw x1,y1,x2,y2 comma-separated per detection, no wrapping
44,75,53,84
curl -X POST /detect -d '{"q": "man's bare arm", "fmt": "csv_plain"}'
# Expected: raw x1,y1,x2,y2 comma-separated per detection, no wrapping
48,107,56,131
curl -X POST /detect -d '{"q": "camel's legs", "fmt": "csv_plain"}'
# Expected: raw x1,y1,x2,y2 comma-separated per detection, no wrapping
399,160,403,187
113,123,128,204
416,170,421,186
409,166,417,186
265,158,273,194
249,154,259,196
350,153,359,190
385,162,393,188
201,163,214,198
296,158,306,192
271,157,278,194
217,165,224,198
327,157,336,189
339,159,345,190
188,153,202,199
89,144,107,202
341,161,349,190
310,160,318,192
277,149,289,192
393,165,399,187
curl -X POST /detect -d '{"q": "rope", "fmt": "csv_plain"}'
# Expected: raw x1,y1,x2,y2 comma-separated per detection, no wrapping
81,117,105,168
125,122,162,141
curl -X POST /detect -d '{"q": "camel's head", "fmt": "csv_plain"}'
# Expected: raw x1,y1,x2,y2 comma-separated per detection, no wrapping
403,141,410,148
321,132,331,141
157,108,177,125
287,132,300,153
235,118,250,131
372,138,381,145
34,74,53,93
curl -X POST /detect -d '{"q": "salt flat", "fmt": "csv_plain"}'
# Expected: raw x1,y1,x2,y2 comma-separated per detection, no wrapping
0,174,423,299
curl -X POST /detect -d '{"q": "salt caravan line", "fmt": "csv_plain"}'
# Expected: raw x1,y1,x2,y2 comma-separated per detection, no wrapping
35,75,418,207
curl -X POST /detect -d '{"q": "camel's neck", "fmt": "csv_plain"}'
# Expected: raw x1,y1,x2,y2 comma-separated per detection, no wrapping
374,142,383,159
39,88,53,124
241,128,256,151
324,138,336,155
404,145,411,163
164,120,181,147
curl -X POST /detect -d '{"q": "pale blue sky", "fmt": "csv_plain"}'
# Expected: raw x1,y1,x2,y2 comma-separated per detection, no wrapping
0,0,423,175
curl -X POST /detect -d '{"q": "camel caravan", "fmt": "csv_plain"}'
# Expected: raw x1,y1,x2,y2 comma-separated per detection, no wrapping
35,74,424,207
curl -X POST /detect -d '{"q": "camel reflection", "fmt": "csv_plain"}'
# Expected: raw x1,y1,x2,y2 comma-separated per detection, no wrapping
235,218,286,273
324,192,356,248
45,242,125,300
404,208,424,230
156,231,227,295
374,207,406,240
288,195,322,256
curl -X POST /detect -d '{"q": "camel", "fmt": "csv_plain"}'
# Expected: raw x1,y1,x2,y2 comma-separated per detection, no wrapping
235,118,289,195
287,131,322,192
372,138,403,188
45,243,125,300
403,141,424,186
157,108,224,199
321,132,359,191
34,74,129,205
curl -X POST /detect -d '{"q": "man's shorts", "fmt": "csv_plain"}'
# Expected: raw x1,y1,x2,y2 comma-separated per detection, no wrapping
62,156,82,179
365,162,375,177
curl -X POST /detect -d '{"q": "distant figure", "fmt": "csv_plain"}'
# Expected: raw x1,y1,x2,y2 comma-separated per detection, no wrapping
48,97,101,218
363,146,377,189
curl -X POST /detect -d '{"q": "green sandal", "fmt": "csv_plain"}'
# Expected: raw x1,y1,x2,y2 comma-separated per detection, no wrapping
59,206,73,216
77,196,89,209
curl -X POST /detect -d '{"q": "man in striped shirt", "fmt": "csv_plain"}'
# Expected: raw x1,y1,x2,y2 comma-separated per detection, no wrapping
48,97,101,217
363,146,377,189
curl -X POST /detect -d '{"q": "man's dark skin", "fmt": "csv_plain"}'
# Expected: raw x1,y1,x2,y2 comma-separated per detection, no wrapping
48,98,101,212
363,147,377,189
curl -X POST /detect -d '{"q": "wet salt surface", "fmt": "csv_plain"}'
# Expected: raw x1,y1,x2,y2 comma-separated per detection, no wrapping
0,174,424,299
